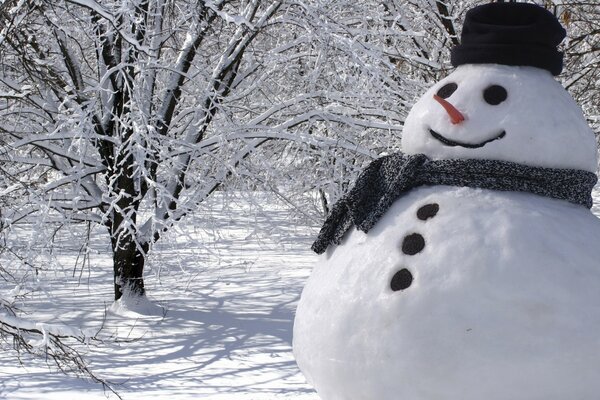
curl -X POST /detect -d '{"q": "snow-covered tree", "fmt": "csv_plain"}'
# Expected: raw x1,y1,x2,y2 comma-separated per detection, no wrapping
558,1,600,138
0,0,412,302
1,0,280,301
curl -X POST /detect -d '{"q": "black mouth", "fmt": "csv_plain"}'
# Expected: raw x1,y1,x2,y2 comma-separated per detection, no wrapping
429,129,506,149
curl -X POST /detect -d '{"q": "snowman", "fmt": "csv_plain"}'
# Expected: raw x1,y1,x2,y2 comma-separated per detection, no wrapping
293,3,600,400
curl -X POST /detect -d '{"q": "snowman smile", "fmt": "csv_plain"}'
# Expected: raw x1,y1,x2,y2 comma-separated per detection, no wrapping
429,129,506,149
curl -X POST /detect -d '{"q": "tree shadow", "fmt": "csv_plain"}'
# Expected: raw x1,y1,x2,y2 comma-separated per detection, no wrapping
1,192,320,398
92,269,316,397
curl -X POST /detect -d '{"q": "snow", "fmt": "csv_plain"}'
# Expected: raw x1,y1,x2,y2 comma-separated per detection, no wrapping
3,63,600,399
294,186,600,400
108,295,166,318
293,63,600,400
3,184,600,400
0,313,96,340
0,193,320,400
401,64,598,172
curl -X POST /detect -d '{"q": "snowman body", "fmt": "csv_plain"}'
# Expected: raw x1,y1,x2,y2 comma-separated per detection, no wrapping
294,185,600,400
293,63,600,399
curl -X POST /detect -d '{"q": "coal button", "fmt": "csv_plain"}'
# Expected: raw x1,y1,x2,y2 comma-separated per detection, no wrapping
391,268,413,291
417,203,439,220
402,233,425,255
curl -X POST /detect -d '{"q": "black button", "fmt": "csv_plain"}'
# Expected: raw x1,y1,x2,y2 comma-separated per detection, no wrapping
391,269,413,291
402,233,425,255
417,203,439,220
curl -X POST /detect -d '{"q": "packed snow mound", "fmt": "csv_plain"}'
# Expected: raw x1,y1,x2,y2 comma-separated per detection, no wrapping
294,186,600,400
109,295,165,318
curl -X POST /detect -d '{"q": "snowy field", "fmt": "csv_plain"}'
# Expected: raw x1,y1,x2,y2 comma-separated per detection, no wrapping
2,187,600,400
0,192,321,400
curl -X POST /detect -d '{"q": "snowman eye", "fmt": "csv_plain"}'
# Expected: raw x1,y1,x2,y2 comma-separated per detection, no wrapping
436,82,458,99
483,85,508,105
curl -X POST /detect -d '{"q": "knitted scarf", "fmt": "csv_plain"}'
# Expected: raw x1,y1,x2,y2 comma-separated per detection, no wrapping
312,152,598,254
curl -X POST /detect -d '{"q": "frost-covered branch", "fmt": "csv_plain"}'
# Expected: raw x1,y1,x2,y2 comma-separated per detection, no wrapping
0,302,121,398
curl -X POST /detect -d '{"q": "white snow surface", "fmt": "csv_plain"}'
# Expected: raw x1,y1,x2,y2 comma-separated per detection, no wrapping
294,186,600,400
0,193,320,400
401,64,598,172
3,185,600,400
295,63,600,400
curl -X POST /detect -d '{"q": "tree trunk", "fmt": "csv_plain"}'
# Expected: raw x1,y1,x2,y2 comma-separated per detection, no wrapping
111,236,147,301
319,188,329,216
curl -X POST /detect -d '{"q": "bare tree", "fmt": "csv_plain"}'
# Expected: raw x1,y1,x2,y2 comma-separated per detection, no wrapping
0,0,429,304
0,0,290,301
556,1,600,137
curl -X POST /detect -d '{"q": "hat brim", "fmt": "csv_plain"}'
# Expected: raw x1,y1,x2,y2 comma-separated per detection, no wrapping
451,43,564,76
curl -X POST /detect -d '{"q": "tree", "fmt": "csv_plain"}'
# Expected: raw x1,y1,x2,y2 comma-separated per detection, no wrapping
1,0,287,301
3,0,446,303
557,1,600,139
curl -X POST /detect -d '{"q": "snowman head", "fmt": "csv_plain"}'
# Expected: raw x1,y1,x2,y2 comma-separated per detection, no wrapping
401,3,598,173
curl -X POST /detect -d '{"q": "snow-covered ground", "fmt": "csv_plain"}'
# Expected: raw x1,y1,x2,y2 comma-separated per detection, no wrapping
3,187,600,400
0,192,320,399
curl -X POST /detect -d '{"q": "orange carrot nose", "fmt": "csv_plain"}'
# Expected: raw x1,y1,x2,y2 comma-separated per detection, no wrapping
433,94,465,125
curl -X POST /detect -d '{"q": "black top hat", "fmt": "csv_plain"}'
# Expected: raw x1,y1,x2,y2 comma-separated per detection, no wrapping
450,2,566,75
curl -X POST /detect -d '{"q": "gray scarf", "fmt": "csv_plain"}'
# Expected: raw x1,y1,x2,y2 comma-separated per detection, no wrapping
312,152,597,254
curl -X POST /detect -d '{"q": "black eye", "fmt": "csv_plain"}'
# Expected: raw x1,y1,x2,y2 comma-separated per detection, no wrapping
390,268,413,291
436,82,458,99
483,85,508,105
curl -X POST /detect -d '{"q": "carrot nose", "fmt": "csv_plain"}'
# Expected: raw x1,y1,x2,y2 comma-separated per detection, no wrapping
433,94,465,125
